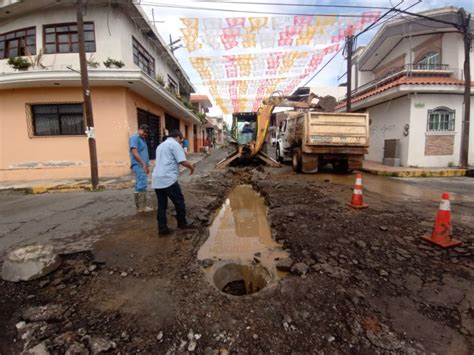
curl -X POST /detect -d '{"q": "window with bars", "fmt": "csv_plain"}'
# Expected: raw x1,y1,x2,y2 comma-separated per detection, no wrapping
417,51,440,70
167,75,178,94
0,27,36,59
132,37,155,77
31,104,85,136
427,107,455,132
43,22,95,54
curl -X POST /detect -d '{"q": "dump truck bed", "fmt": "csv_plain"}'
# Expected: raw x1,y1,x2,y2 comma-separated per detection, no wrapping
304,112,369,147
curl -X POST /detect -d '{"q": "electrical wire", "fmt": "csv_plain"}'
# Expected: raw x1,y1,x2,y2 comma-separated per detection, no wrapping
138,1,379,17
186,0,393,10
298,46,344,88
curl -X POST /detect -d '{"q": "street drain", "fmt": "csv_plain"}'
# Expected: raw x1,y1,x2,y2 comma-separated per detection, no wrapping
213,263,271,296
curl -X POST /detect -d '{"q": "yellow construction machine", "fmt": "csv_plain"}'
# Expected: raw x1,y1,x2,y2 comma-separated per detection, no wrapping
216,89,337,169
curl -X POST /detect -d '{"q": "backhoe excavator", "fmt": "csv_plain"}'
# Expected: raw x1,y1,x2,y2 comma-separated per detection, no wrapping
216,89,337,169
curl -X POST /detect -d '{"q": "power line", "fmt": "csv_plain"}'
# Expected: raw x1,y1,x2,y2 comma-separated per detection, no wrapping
186,0,392,10
138,2,380,17
299,46,344,88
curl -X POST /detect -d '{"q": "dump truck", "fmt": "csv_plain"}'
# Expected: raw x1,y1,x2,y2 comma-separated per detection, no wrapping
275,110,369,173
216,89,337,169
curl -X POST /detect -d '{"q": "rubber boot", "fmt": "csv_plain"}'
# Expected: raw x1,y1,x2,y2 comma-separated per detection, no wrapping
138,192,153,213
134,192,140,212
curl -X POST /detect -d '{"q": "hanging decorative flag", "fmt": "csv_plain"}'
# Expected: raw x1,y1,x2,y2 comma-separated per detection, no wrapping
179,12,382,112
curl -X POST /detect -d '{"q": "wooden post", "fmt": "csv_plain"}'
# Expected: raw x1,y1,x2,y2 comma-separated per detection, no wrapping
76,0,99,189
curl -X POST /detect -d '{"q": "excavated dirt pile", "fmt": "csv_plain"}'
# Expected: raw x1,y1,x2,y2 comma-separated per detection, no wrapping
0,164,473,354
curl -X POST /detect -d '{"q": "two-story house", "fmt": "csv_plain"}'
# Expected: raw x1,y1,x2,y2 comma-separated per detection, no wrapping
0,0,203,182
190,93,214,149
339,7,473,168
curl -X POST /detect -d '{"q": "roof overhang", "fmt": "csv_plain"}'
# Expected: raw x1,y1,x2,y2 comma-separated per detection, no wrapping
0,0,196,94
340,84,468,111
190,94,212,108
0,69,202,125
358,7,471,71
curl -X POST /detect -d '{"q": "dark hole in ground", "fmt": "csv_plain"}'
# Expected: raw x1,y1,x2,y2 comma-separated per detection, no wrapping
214,263,270,296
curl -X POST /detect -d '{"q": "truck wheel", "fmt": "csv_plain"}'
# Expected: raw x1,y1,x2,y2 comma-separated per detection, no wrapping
333,160,349,174
276,145,283,162
292,148,302,172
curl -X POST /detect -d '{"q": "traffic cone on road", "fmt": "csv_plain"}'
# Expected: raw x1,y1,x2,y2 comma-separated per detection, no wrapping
347,173,368,209
421,192,462,248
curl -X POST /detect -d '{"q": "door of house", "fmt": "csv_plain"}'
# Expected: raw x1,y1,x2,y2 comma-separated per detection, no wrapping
165,113,180,133
137,108,160,160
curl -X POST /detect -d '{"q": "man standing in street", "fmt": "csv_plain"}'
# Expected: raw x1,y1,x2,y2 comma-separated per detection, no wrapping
129,124,153,213
152,130,195,236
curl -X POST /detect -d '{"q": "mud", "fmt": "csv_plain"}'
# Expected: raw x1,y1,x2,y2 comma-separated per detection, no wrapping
0,152,473,354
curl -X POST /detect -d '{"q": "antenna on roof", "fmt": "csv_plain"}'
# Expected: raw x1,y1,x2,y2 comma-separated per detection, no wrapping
169,35,183,54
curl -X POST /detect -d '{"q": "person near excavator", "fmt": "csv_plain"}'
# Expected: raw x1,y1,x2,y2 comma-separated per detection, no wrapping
129,124,153,213
152,130,195,236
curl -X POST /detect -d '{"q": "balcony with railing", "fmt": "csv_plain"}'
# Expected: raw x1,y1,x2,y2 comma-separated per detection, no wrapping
352,63,458,97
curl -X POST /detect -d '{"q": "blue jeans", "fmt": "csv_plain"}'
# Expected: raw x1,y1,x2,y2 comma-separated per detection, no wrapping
132,164,147,192
155,182,187,231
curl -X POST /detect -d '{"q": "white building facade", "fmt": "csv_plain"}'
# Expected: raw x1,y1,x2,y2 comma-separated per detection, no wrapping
340,7,473,168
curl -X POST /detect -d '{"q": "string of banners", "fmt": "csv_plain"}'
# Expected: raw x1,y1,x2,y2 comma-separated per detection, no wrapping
190,44,339,81
180,13,380,52
179,12,381,113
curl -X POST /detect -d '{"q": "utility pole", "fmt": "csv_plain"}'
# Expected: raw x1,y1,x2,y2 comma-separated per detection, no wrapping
345,35,354,112
459,8,471,169
76,0,99,189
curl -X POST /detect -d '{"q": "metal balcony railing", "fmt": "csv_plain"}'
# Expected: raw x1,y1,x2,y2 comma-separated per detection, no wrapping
344,63,456,100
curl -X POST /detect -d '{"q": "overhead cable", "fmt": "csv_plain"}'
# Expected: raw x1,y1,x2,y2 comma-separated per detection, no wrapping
138,2,380,17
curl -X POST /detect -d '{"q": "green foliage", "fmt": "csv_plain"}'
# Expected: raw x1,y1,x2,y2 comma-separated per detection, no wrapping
103,58,124,69
7,57,31,71
156,73,165,86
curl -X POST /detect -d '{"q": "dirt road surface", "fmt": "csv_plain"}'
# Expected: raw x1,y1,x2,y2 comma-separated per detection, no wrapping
1,147,473,354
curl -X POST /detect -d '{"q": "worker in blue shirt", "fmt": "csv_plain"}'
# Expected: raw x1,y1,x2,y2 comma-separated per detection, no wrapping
152,130,195,236
129,124,153,213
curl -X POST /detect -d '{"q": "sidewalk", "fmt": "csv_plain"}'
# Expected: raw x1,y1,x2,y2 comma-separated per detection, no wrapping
361,160,468,177
0,153,208,194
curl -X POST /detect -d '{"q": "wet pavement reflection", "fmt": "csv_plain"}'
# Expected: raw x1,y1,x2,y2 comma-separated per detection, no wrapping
311,171,474,203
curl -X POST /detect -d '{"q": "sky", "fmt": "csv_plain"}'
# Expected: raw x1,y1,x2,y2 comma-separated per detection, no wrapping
139,0,473,121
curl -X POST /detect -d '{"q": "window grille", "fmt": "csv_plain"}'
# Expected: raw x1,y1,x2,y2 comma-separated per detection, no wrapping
0,27,36,58
132,37,155,77
31,104,85,136
427,107,455,132
43,22,95,54
417,52,440,70
167,75,178,94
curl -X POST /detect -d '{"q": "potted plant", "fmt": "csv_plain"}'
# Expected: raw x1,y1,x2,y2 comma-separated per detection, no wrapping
156,73,165,86
103,57,124,69
7,57,31,71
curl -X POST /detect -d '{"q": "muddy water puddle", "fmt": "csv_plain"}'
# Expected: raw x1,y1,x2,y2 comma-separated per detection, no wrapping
198,185,288,296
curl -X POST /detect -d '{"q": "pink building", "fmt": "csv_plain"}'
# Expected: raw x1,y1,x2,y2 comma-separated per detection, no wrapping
0,0,203,182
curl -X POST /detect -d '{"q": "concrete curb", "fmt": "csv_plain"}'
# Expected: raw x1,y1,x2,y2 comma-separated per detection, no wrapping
360,168,467,178
5,181,135,194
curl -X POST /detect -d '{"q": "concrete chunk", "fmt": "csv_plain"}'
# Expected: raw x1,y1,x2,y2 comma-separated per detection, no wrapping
2,245,62,282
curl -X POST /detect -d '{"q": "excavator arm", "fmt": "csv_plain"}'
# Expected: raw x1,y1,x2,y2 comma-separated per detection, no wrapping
216,91,337,169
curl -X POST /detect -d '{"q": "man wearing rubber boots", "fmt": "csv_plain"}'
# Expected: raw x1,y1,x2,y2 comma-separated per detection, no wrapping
152,130,195,236
129,124,153,213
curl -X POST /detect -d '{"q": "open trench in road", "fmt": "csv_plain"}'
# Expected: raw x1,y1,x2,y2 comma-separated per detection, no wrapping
198,184,288,296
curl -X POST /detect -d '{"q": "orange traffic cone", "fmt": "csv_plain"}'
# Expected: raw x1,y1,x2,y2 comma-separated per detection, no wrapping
421,192,462,248
347,173,368,209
